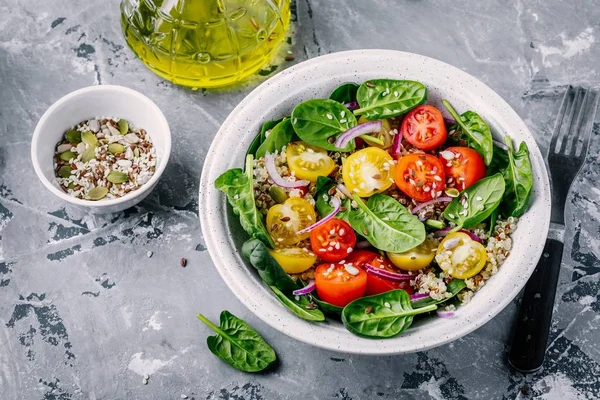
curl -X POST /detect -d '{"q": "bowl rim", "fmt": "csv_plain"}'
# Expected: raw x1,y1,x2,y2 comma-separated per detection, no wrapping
30,84,172,207
199,49,551,355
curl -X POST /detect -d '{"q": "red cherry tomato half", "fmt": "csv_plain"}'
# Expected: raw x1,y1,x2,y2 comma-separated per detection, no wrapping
395,153,446,202
401,105,447,151
440,147,486,191
363,256,414,296
310,218,357,262
314,262,367,307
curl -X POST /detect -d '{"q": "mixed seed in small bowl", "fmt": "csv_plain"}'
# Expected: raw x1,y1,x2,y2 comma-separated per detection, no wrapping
53,117,156,201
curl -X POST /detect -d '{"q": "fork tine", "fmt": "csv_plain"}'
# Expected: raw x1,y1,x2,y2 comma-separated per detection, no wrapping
555,87,585,154
563,88,590,155
574,89,599,158
549,86,575,156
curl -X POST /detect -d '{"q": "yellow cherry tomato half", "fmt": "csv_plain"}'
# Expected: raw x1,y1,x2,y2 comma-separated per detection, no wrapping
358,116,394,149
268,247,317,274
387,238,437,271
435,232,488,279
342,147,395,197
266,197,316,246
286,141,336,182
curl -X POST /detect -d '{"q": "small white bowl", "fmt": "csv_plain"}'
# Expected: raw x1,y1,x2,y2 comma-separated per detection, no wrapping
31,85,171,214
199,50,551,355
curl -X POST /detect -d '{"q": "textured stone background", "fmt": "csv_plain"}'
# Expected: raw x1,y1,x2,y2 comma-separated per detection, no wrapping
2,0,600,399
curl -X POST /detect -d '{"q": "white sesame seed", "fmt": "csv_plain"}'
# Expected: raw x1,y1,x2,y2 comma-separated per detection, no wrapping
384,302,391,308
340,119,347,123
335,243,341,250
277,238,284,242
339,229,345,235
340,111,346,118
448,213,456,219
319,248,326,252
476,196,483,201
434,176,442,182
394,91,399,97
143,374,149,380
329,229,335,235
437,191,443,197
416,160,423,167
181,395,188,399
327,247,333,251
147,251,153,258
424,186,431,192
326,113,333,120
345,264,360,275
347,247,353,253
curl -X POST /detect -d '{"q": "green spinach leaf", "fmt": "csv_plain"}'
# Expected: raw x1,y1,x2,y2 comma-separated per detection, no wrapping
197,311,276,372
411,279,467,309
314,176,351,221
215,156,274,247
255,118,295,158
291,99,356,152
487,144,509,176
312,296,343,316
442,100,493,165
241,238,299,294
341,290,437,338
329,82,359,103
354,79,427,120
349,193,426,253
270,286,325,322
444,173,505,229
247,118,283,157
499,137,533,217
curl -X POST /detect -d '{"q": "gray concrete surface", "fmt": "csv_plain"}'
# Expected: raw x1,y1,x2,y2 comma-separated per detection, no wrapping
2,0,600,398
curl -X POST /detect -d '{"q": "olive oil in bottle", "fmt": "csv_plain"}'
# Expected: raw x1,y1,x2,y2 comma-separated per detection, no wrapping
121,0,291,88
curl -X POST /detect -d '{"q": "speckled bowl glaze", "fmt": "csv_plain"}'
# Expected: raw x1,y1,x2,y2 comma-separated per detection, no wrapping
199,50,551,355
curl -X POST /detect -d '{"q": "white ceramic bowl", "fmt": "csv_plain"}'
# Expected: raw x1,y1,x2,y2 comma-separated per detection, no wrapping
31,85,171,214
199,50,551,354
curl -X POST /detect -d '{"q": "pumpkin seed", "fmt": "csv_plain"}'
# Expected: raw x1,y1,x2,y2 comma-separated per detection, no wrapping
445,187,460,198
269,186,288,204
68,182,75,189
117,119,129,135
81,131,98,146
87,186,108,200
133,148,140,158
59,151,76,161
81,147,96,163
108,143,126,155
58,165,72,178
107,171,129,184
65,130,82,143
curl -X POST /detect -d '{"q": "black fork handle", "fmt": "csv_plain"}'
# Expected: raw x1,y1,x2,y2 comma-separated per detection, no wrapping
508,238,564,373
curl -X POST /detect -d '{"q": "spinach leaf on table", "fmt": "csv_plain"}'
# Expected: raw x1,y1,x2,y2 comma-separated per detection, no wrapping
270,286,325,322
442,100,494,166
341,290,437,338
215,156,274,247
354,79,427,120
291,99,357,152
348,193,426,253
444,173,505,229
411,279,467,309
241,238,298,294
499,137,533,217
255,118,295,158
329,82,359,103
247,118,283,157
314,176,351,222
197,311,276,372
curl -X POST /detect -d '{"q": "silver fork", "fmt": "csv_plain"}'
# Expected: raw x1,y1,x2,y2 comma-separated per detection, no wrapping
508,86,599,373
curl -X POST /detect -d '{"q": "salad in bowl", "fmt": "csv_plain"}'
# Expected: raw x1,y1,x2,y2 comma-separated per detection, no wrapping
214,78,533,339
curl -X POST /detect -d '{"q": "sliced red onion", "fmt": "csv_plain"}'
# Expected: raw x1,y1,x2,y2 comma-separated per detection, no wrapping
364,263,413,281
493,139,509,151
411,197,453,215
391,129,402,157
344,101,359,110
334,121,382,149
336,183,353,199
410,293,430,301
297,197,341,234
437,309,456,318
444,118,456,127
433,227,482,243
292,280,316,295
355,240,371,249
264,153,309,188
